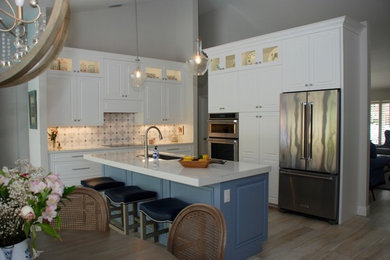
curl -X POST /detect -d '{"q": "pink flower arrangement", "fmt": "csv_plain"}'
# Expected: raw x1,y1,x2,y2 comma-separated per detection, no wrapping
0,160,74,257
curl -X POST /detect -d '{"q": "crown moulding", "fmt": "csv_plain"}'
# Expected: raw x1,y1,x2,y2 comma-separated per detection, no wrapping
0,0,70,88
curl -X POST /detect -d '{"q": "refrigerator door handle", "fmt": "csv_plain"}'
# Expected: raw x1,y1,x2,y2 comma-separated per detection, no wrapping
300,102,307,160
280,170,334,181
307,102,313,160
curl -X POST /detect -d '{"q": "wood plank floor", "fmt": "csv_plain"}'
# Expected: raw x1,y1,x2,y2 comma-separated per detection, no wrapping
251,190,390,260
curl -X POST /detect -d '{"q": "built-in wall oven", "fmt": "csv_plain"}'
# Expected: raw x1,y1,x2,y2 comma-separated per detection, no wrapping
208,113,239,161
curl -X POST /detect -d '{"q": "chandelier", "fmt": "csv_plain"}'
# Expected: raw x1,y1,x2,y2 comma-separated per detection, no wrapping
0,0,70,88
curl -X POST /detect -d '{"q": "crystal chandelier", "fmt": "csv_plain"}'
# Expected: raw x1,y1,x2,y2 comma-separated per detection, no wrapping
0,0,45,68
0,0,70,88
130,0,146,88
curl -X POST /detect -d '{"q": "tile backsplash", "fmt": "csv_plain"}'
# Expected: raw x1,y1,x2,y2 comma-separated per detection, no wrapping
48,113,183,149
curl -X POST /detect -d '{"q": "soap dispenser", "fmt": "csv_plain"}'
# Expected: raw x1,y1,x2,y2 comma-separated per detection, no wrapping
152,146,159,160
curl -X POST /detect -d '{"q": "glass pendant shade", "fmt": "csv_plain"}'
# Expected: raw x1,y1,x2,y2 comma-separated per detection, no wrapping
129,0,145,88
189,38,209,76
130,59,146,88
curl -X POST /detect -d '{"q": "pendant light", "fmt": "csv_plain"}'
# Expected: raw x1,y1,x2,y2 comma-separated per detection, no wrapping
189,38,209,76
188,0,209,76
130,0,145,87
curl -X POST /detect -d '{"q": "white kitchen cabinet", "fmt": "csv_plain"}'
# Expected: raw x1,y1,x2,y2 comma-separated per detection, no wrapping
103,58,142,112
145,63,183,83
49,49,103,76
47,73,103,126
140,81,183,124
209,51,237,74
208,71,238,113
238,65,282,112
282,29,341,92
239,112,279,204
239,42,280,69
49,151,102,187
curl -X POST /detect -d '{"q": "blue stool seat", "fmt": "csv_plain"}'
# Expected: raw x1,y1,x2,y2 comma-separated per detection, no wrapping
140,198,190,222
104,185,157,235
139,198,190,242
81,177,124,191
105,186,157,203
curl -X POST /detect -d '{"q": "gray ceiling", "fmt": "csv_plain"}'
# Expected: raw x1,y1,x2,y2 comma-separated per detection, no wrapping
41,0,390,89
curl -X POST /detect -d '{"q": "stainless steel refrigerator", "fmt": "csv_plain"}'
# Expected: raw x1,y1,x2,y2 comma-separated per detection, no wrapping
279,89,340,223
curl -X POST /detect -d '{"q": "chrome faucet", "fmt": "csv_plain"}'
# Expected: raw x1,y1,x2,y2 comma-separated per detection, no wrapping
144,126,163,159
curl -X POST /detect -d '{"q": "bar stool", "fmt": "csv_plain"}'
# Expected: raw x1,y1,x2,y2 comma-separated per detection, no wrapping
139,198,190,242
81,177,124,191
105,186,157,235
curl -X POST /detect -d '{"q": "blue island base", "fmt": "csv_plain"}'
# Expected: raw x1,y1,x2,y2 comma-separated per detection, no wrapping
103,166,269,260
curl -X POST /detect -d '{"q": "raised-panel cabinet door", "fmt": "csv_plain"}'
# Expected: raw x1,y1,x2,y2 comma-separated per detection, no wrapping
165,83,183,124
78,76,103,125
238,68,259,112
208,72,238,113
104,59,122,99
282,35,309,92
259,112,280,204
258,66,282,111
239,112,260,163
47,74,73,126
144,82,164,123
310,29,341,90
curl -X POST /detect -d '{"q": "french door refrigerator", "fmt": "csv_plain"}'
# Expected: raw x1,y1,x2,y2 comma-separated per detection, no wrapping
279,89,340,223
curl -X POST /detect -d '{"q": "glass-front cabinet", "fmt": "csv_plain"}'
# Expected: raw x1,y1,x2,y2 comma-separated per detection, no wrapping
209,51,237,73
145,64,182,83
49,50,102,76
240,42,280,69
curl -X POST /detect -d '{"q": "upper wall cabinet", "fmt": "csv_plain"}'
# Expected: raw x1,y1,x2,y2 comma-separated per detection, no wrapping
209,51,237,74
282,29,341,92
239,42,280,69
238,65,282,112
103,58,142,113
47,73,103,126
145,63,183,84
49,49,103,76
208,71,239,113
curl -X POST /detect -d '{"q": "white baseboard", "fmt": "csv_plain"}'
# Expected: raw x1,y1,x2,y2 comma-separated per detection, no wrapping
357,205,370,216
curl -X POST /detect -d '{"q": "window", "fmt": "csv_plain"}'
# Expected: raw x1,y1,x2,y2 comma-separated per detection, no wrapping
370,101,390,144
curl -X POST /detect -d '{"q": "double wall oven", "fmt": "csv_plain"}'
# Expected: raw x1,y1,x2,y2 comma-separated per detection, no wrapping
208,113,239,161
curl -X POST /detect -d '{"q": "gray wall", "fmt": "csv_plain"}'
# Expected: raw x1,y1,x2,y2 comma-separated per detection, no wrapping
371,88,390,101
0,84,29,167
65,0,196,62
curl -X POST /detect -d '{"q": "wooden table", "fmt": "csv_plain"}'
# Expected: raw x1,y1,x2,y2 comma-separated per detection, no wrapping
36,230,177,260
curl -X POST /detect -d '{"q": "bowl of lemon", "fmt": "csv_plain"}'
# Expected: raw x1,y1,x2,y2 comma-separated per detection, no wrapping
179,154,211,168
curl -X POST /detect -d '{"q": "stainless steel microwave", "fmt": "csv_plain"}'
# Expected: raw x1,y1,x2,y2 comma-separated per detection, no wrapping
208,113,239,139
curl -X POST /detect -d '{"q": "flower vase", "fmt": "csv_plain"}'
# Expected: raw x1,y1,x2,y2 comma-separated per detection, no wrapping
0,239,31,260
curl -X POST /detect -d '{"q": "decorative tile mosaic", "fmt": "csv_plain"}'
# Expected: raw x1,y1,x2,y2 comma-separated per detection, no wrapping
49,113,181,149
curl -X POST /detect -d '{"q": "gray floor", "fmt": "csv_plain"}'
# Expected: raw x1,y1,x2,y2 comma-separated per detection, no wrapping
253,190,390,259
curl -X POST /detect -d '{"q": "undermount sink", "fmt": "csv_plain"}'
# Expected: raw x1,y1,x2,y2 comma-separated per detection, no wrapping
137,154,182,160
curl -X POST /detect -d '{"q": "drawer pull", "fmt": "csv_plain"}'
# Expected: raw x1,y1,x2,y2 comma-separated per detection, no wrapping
167,148,180,151
72,167,90,171
71,155,83,158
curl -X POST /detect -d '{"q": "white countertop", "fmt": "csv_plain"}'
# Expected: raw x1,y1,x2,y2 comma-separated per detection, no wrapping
48,142,193,154
84,150,271,187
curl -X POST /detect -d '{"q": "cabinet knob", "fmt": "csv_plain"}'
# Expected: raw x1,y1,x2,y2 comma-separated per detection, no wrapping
309,83,313,86
305,84,309,87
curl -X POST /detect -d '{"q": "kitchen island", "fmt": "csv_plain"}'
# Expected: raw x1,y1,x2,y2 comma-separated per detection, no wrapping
84,150,270,260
